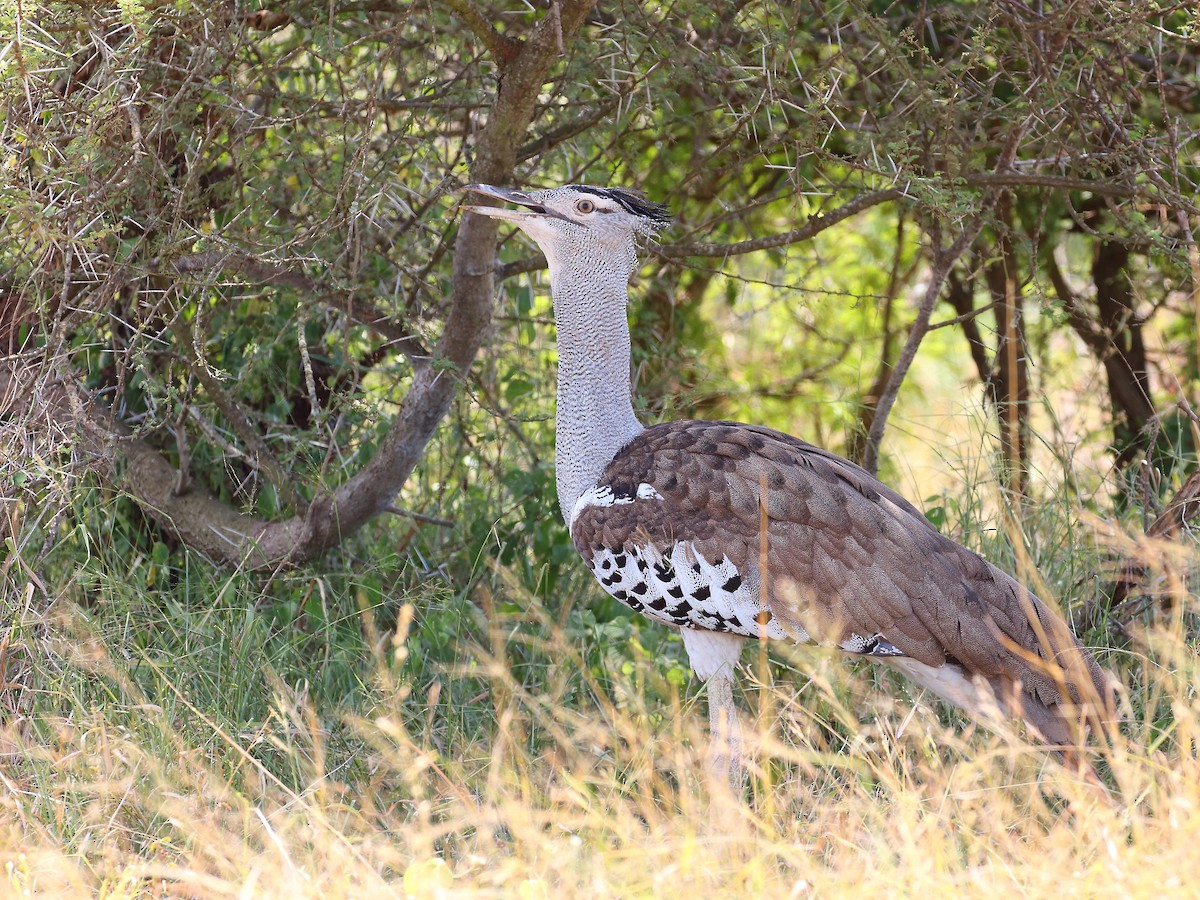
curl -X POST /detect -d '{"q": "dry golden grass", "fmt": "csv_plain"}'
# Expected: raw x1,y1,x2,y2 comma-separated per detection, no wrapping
4,566,1200,899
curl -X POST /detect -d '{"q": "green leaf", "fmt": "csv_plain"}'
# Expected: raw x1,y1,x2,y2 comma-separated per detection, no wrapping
505,379,534,402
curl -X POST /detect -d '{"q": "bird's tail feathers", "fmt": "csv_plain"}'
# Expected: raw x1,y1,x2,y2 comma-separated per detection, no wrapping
1007,680,1115,793
989,614,1120,747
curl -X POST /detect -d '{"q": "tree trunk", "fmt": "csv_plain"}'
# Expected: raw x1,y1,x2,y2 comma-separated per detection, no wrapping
1047,239,1155,472
1092,240,1155,468
984,204,1029,495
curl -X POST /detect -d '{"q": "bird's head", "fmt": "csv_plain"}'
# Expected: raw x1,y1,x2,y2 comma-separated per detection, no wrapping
462,183,670,270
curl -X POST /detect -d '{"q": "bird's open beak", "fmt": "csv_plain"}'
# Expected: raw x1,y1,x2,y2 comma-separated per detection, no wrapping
462,183,572,223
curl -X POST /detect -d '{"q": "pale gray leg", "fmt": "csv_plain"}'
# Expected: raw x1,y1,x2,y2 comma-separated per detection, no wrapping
705,668,745,783
680,628,747,784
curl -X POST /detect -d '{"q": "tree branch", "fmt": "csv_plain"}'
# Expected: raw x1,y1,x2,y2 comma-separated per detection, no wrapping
861,216,988,474
497,254,548,280
656,172,1192,262
1046,251,1106,351
659,188,903,259
1,358,277,566
943,268,995,388
861,122,1031,474
960,172,1145,201
444,0,523,65
517,99,620,162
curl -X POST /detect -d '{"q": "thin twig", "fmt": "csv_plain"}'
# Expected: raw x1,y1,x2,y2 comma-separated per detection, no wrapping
656,173,1191,262
861,121,1032,473
928,298,998,331
517,100,620,162
382,504,455,528
659,188,904,259
861,216,988,474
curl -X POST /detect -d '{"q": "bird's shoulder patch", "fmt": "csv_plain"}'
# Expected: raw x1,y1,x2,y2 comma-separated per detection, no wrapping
568,482,664,529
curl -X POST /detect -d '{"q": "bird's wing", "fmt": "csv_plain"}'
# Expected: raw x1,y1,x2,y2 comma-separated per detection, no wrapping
570,420,1112,719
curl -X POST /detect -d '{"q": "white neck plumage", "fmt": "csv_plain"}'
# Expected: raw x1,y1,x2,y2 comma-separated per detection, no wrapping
546,252,645,524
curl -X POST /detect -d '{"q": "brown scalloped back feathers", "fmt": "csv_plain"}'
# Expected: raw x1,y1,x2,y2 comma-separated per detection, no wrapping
571,420,1117,758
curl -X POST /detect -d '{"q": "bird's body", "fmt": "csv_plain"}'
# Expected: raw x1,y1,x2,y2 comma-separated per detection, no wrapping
464,182,1115,779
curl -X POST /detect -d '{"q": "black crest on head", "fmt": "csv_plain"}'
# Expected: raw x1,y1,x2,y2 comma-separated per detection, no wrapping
574,185,672,223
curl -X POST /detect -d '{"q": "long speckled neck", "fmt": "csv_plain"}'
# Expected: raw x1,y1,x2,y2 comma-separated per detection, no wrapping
547,245,644,524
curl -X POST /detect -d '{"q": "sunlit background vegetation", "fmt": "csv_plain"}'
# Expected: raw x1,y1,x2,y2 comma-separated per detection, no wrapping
2,1,1200,895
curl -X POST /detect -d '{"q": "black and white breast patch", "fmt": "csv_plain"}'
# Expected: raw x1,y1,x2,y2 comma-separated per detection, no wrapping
587,541,795,641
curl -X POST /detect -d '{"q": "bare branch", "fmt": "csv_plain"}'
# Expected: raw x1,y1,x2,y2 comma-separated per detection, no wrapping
444,0,523,65
497,255,548,280
861,215,989,475
659,189,903,259
382,504,455,528
928,296,998,331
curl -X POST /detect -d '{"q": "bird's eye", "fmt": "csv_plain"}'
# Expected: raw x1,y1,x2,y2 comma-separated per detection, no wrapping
575,199,595,214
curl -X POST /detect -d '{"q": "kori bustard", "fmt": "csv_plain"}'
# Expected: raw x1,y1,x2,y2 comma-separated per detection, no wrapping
463,182,1115,781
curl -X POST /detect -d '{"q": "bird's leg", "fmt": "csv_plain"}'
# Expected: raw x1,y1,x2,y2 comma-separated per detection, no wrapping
680,628,747,786
705,669,745,784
